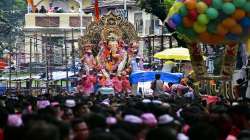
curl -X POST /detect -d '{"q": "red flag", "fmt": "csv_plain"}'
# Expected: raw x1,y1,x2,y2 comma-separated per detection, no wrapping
94,0,100,21
0,59,7,71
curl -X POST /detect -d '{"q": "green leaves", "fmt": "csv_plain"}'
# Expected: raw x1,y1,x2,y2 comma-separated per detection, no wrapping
0,0,26,49
136,0,175,22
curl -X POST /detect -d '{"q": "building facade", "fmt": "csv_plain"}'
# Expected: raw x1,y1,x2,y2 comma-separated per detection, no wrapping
24,0,174,68
24,0,93,67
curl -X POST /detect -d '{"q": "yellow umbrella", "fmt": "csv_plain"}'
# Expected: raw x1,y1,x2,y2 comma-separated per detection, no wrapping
164,60,175,65
154,48,190,61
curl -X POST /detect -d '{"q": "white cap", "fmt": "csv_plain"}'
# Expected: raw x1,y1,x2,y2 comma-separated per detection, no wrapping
152,100,162,104
232,102,239,106
158,114,174,125
124,115,143,124
65,99,76,108
142,99,151,104
177,133,189,140
37,100,50,109
101,98,110,106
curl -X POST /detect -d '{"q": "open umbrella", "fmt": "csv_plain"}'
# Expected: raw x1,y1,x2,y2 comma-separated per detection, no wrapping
154,48,190,61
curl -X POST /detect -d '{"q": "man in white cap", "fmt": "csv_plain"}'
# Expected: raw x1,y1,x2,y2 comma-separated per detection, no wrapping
131,56,144,72
130,56,144,95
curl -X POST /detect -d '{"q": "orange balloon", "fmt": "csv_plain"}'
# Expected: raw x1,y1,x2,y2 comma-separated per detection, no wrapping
210,35,224,44
183,17,194,27
232,9,246,20
217,24,228,35
199,32,211,43
230,24,242,34
185,0,197,10
222,18,236,28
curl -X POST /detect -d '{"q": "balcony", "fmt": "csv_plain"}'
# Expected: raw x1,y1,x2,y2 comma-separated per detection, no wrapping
24,13,92,32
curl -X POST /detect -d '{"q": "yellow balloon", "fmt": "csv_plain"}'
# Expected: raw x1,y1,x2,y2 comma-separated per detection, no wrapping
196,1,208,13
168,2,183,18
193,22,207,33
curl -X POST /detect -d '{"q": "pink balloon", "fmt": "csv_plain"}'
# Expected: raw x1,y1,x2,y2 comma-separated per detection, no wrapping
204,0,212,5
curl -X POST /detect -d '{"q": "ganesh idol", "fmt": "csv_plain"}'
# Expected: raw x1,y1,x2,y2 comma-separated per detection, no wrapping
96,30,128,77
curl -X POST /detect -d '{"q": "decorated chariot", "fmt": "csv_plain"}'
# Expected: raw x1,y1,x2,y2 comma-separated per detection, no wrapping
79,12,139,77
77,12,139,94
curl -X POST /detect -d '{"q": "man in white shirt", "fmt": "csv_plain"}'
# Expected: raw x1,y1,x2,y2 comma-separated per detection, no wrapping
131,56,144,72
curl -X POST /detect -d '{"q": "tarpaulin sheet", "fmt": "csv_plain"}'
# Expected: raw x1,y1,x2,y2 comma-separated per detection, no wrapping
129,71,183,84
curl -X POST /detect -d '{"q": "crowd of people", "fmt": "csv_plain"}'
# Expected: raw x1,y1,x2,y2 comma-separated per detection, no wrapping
32,3,77,13
0,88,250,140
76,71,132,95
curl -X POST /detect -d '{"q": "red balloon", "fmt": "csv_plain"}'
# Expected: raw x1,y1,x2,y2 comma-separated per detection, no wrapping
188,10,198,21
203,0,212,5
183,16,194,27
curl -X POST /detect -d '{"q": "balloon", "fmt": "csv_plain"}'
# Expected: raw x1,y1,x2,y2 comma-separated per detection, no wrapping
226,33,240,41
186,28,197,37
168,19,176,29
240,17,250,27
222,3,236,15
230,24,243,34
197,14,209,24
196,2,208,13
232,9,245,20
199,32,211,42
179,5,188,16
168,2,184,18
212,0,223,9
204,0,212,5
188,10,198,20
210,35,224,44
176,25,186,33
207,23,217,33
206,8,219,19
183,16,194,27
172,14,182,25
217,24,229,35
222,18,237,28
233,0,246,8
185,0,197,10
193,22,207,33
244,2,250,12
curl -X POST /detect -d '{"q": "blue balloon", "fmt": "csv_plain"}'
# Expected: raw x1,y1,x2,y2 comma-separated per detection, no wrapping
240,17,250,27
226,33,240,41
172,14,182,25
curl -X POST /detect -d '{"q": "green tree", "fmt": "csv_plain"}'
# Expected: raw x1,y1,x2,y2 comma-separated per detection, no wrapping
0,0,26,51
136,0,187,47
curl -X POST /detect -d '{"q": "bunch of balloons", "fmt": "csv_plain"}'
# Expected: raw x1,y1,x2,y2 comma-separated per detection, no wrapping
167,0,250,44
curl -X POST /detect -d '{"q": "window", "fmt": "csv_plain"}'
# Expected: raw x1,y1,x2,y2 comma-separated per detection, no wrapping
134,13,143,34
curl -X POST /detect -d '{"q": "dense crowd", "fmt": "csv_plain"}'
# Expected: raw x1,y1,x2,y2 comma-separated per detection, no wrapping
0,90,250,140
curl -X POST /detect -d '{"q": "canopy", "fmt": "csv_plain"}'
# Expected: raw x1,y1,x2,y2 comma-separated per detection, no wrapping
0,75,40,80
40,71,76,81
154,48,190,61
129,71,183,84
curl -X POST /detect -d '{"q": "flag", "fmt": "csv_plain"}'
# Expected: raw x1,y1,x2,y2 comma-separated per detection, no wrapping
26,0,35,13
0,59,7,71
94,0,100,21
